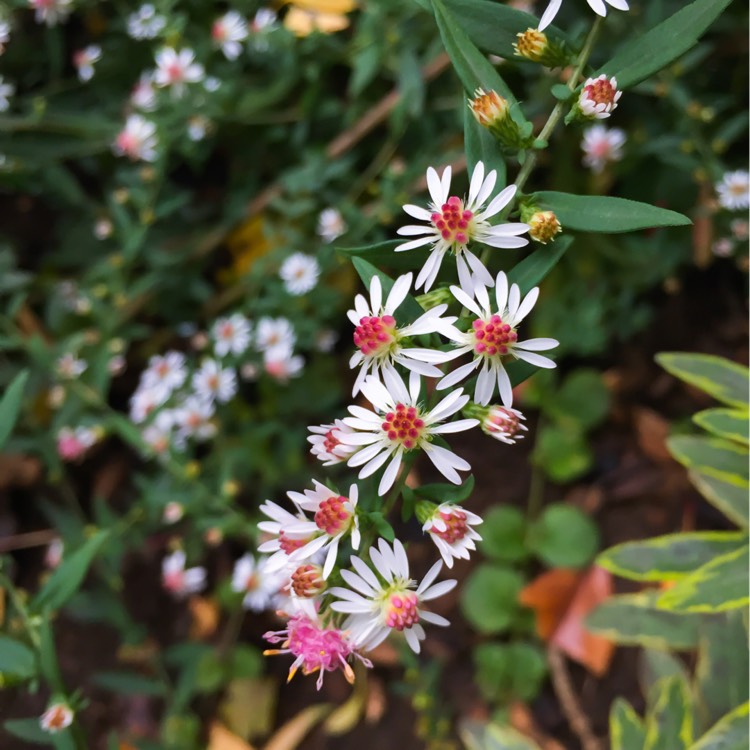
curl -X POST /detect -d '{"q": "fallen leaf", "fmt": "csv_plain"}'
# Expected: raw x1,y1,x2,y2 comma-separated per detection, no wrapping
509,702,566,750
208,723,258,750
323,662,368,735
221,677,277,740
633,407,672,463
519,566,615,676
364,675,386,724
188,596,220,640
263,704,333,750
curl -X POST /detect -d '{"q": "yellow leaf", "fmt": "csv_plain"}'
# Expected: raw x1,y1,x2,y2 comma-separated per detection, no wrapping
208,723,258,750
221,677,277,739
322,662,368,735
220,215,274,284
263,704,333,750
283,8,351,37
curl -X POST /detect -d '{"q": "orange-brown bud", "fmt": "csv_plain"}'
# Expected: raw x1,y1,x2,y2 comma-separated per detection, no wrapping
513,28,548,62
527,210,562,244
469,88,509,129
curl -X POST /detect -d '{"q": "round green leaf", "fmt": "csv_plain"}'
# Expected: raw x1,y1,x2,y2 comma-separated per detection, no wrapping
480,506,529,563
533,424,593,483
528,504,599,568
473,642,547,703
460,564,523,634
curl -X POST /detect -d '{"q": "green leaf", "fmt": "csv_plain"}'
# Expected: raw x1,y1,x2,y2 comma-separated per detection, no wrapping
691,702,750,750
693,408,749,446
506,235,572,296
597,531,748,582
643,675,694,750
547,368,611,430
336,239,429,272
92,671,167,696
368,512,396,542
464,103,506,189
351,257,425,324
610,698,646,750
459,719,543,750
532,424,593,483
527,503,599,568
656,353,749,409
532,193,691,234
595,0,734,88
586,591,701,650
34,530,110,611
480,506,529,563
460,564,523,634
431,0,519,106
415,475,475,504
38,619,64,692
640,649,689,698
3,718,53,745
657,545,750,613
473,642,547,703
667,435,748,482
0,369,29,450
688,470,749,529
0,636,36,679
441,0,564,59
694,612,749,733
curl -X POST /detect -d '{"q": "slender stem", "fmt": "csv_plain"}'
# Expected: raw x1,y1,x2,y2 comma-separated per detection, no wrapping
514,16,604,194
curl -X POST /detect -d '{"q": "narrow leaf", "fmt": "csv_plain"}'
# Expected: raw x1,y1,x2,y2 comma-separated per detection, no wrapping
691,702,750,750
3,718,53,744
656,352,749,408
0,369,29,450
336,240,430,272
507,236,572,296
0,636,36,679
596,531,748,582
667,435,748,482
643,675,693,750
595,0,734,88
532,193,691,233
693,408,749,446
688,470,749,529
610,698,646,750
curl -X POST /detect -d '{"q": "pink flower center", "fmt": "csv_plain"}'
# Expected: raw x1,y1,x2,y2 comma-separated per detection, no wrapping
57,435,85,461
42,705,70,731
485,407,521,437
382,403,425,450
212,21,226,41
472,314,517,357
431,196,474,246
353,315,397,356
584,79,617,107
167,63,185,83
116,131,139,156
385,591,420,631
278,531,309,555
323,428,342,454
290,564,325,598
314,496,351,536
218,322,234,339
163,570,184,592
430,510,468,544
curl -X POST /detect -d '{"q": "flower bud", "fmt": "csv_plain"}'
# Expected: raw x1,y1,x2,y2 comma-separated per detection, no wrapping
415,499,439,525
527,210,562,244
468,88,531,149
481,405,528,444
290,563,326,598
513,28,571,68
571,75,622,122
415,286,453,310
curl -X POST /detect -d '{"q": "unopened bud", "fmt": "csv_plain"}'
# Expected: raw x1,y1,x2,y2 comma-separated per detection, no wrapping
415,287,453,310
513,28,571,68
527,210,562,244
481,405,528,444
569,74,622,122
290,563,326,598
468,88,532,150
415,500,439,525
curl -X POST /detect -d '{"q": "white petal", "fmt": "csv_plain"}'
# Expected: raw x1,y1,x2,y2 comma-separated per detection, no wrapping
467,161,485,207
403,204,432,221
475,365,495,405
417,559,443,594
513,286,539,323
587,0,608,15
497,364,513,406
482,184,516,219
395,236,435,253
397,224,435,236
495,271,509,312
514,337,559,351
340,568,376,596
404,627,421,653
515,350,557,368
448,285,483,318
431,418,479,434
378,451,403,496
429,388,468,421
482,235,529,249
420,610,451,626
369,275,383,314
437,360,479,390
538,0,562,30
474,169,498,209
358,447,393,478
508,283,521,319
420,578,457,601
427,166,445,206
439,166,452,204
385,272,413,313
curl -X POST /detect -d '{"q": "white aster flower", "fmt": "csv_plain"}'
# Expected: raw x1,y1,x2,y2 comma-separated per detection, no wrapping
315,329,338,352
730,218,749,241
162,501,184,524
578,74,622,120
154,47,205,97
329,538,456,653
129,384,170,423
255,316,296,352
396,161,529,295
56,352,87,379
30,0,72,27
212,10,249,60
317,207,346,243
142,409,182,456
280,252,321,295
264,345,304,382
249,8,277,51
131,72,158,111
438,272,558,407
284,480,361,579
187,115,211,142
581,124,626,173
40,703,74,733
422,503,483,568
258,499,320,571
307,419,359,465
73,45,101,82
0,75,14,111
192,358,237,403
347,272,458,395
113,114,158,162
481,404,528,444
0,21,11,54
127,4,167,40
538,0,629,32
716,170,749,211
174,395,216,441
142,350,187,394
340,369,478,495
161,550,206,598
232,553,287,611
212,313,252,357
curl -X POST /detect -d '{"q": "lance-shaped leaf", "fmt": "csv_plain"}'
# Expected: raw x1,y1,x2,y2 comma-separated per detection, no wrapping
337,240,430,272
610,698,646,750
657,544,749,613
688,470,749,529
596,531,748,582
694,612,749,733
0,369,29,450
691,702,750,750
507,236,572,296
643,675,694,750
586,591,701,650
531,193,691,233
656,352,749,409
0,636,36,680
693,408,749,446
667,435,748,482
595,0,734,88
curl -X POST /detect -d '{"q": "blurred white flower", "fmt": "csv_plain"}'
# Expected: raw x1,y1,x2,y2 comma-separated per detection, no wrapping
73,44,101,82
711,238,734,258
187,115,211,141
30,0,72,27
192,358,238,403
0,75,14,111
131,72,158,111
212,10,249,60
264,346,304,381
256,316,296,352
56,352,87,379
143,351,187,395
40,703,74,733
581,124,626,173
162,550,206,598
232,553,287,611
716,170,749,211
113,114,158,162
0,20,11,54
317,207,347,243
212,313,252,357
280,252,320,295
127,4,167,40
174,395,216,441
154,47,205,98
